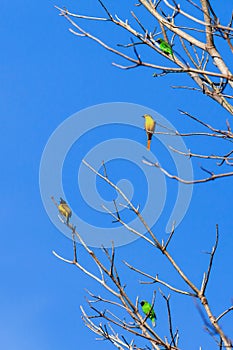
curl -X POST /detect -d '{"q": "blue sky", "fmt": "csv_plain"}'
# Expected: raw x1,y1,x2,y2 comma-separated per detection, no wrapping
1,1,233,349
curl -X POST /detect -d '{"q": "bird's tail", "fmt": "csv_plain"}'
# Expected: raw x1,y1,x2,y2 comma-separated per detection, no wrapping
147,139,151,150
152,319,156,327
147,132,153,150
67,214,72,224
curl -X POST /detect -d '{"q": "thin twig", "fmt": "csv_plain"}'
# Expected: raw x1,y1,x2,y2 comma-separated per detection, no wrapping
159,290,176,347
143,159,233,184
216,306,233,323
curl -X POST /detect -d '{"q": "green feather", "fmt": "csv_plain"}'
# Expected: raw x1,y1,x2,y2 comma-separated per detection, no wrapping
156,38,173,55
140,300,156,327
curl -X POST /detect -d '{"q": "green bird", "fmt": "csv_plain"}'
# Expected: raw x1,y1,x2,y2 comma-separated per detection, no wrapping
156,38,173,56
140,300,156,327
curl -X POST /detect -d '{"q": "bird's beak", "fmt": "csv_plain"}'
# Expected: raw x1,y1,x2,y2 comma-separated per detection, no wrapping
141,115,145,118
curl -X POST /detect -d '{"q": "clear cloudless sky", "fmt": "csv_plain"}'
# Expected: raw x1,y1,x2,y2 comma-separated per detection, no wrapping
1,1,233,349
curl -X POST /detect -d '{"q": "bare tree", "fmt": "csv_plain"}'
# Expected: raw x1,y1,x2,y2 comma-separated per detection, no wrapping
52,162,232,350
51,1,233,349
55,0,233,184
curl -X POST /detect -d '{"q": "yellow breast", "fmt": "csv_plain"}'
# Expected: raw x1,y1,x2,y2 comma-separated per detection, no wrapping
144,115,155,133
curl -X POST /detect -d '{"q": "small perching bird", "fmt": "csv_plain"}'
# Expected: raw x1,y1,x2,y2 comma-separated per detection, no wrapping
140,300,156,327
155,38,173,56
58,197,72,224
143,114,156,150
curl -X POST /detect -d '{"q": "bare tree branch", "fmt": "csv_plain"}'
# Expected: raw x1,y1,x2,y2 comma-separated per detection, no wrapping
55,2,233,114
216,306,233,323
143,159,233,184
200,224,219,294
159,290,177,347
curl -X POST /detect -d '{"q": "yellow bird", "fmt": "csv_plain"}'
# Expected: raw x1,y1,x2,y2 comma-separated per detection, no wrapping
58,197,72,223
143,114,156,150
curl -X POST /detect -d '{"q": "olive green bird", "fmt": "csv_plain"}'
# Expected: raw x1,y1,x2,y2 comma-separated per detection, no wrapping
58,198,72,224
140,300,156,327
156,38,173,56
143,114,156,150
